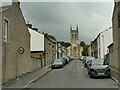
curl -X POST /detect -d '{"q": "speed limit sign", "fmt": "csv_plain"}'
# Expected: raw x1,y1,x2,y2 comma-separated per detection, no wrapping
18,47,24,54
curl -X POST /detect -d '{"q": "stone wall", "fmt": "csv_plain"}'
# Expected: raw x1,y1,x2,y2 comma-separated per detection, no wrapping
0,12,2,85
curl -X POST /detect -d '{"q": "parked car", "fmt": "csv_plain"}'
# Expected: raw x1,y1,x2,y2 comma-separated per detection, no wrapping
60,57,67,66
80,56,85,61
62,56,69,64
66,56,70,63
69,56,76,61
88,59,111,78
51,59,64,69
83,56,95,68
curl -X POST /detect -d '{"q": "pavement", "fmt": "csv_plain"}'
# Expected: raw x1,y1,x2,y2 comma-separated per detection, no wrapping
2,65,52,89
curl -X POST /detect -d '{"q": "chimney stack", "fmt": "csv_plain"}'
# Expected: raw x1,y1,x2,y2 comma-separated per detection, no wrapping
26,24,32,29
32,28,38,32
12,0,20,7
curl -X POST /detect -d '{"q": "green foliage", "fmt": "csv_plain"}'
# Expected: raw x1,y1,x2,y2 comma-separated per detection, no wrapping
80,41,88,56
48,35,56,41
80,41,86,47
59,41,71,48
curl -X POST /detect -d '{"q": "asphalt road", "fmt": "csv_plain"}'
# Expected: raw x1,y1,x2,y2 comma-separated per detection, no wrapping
27,60,118,88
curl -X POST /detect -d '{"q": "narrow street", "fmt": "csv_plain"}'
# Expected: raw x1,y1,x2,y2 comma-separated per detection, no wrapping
27,60,118,88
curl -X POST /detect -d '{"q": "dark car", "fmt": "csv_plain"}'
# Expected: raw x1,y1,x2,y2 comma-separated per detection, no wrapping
52,59,64,69
88,59,111,78
83,56,95,68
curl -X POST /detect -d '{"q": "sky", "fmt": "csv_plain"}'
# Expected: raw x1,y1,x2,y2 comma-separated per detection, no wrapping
1,0,114,44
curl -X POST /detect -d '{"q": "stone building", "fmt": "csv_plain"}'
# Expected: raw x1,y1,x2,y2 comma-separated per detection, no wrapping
44,33,57,66
56,42,66,58
70,25,81,57
27,23,57,70
0,6,2,85
91,38,98,58
0,0,31,84
27,24,45,71
88,44,92,56
109,1,120,83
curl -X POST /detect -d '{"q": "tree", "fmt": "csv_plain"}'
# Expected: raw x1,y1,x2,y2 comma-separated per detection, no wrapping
80,41,88,56
80,41,86,47
59,41,71,48
48,34,56,41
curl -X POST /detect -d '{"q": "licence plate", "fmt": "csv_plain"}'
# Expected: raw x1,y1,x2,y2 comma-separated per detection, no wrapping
98,73,104,75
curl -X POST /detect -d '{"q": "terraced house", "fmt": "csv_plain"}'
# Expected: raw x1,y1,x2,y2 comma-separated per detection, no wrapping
0,0,32,84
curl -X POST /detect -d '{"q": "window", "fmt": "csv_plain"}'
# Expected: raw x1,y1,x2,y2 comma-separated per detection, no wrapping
73,46,76,51
118,15,120,27
3,18,9,42
72,34,73,39
75,33,78,39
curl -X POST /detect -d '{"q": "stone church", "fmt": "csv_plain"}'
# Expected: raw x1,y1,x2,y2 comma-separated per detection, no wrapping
69,25,82,57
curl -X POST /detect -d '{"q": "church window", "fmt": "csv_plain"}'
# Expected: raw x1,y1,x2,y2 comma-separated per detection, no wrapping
72,34,73,39
73,46,76,51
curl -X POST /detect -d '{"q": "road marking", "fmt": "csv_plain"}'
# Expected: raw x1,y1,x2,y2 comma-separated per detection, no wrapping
72,69,75,80
81,66,84,68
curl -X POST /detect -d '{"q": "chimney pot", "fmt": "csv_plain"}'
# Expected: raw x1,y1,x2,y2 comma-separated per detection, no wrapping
12,0,20,7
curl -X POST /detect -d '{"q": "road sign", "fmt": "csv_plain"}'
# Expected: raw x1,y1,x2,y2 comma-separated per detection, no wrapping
18,47,24,54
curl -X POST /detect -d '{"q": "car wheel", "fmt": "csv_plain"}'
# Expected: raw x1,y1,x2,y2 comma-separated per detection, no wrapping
52,66,54,69
90,76,93,78
84,64,87,68
88,71,90,75
106,70,111,78
107,73,111,78
89,71,93,78
90,74,93,78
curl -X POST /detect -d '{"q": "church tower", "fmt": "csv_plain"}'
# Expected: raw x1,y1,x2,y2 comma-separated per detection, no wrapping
70,25,80,57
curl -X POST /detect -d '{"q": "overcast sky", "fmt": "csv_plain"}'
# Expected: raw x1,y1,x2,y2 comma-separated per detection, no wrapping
2,0,114,44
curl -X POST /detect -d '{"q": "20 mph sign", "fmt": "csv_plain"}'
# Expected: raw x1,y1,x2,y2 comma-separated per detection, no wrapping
18,47,24,54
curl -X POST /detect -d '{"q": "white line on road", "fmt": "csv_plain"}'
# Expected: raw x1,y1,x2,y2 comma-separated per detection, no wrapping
81,66,84,68
72,69,75,80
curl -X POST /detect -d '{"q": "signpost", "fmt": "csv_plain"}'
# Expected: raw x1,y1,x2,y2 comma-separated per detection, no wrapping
17,47,25,80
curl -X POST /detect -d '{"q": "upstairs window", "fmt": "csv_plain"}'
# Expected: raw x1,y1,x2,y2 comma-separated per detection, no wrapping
3,18,9,42
118,15,120,28
72,34,73,39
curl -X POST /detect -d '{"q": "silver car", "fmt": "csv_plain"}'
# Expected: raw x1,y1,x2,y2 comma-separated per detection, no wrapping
52,59,64,69
83,56,95,68
88,59,111,78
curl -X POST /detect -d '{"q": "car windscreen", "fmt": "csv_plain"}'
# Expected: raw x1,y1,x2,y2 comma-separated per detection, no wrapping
86,57,95,61
92,60,104,65
54,59,62,63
